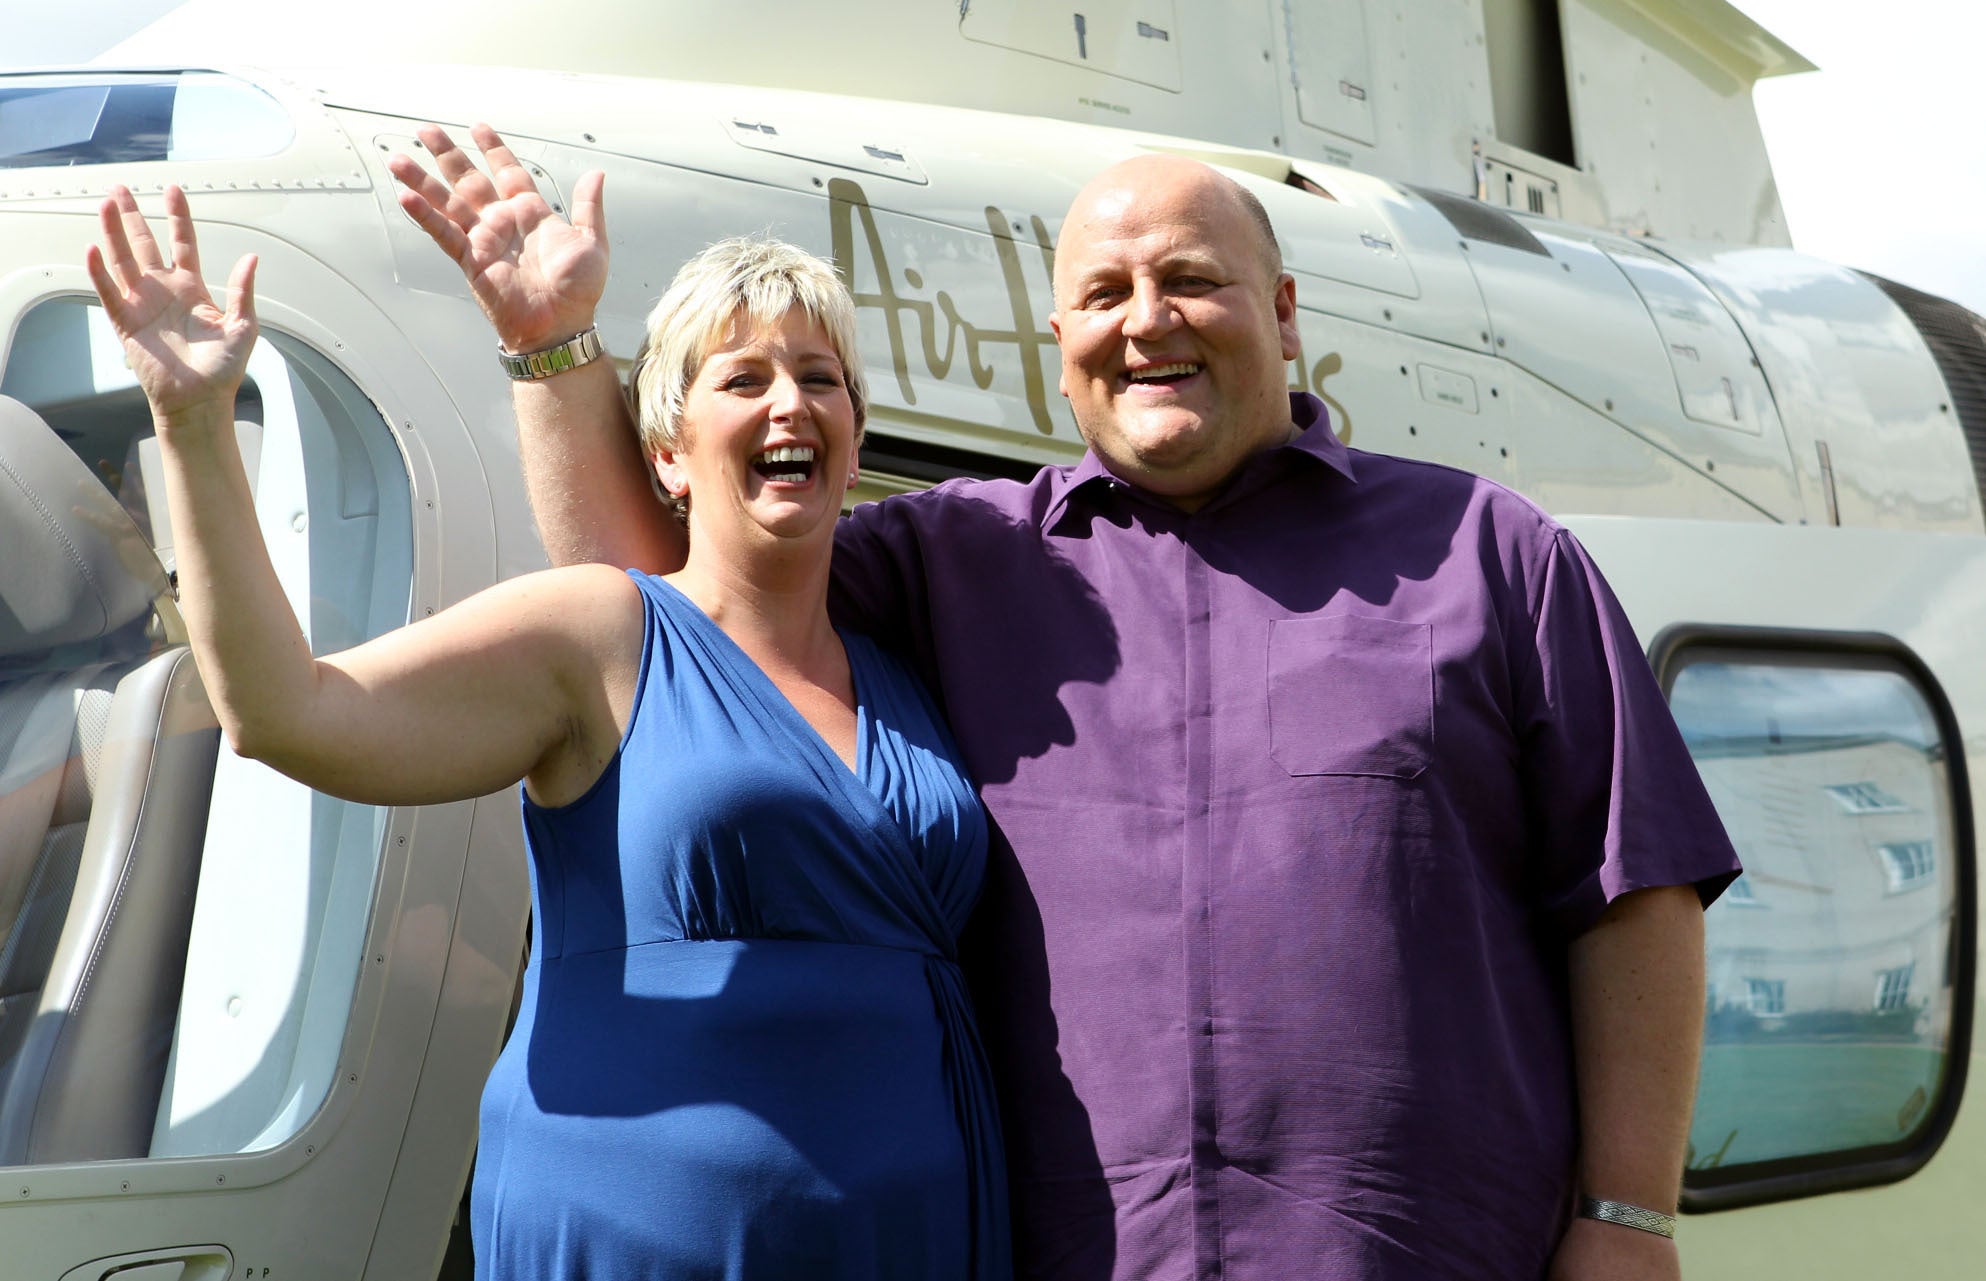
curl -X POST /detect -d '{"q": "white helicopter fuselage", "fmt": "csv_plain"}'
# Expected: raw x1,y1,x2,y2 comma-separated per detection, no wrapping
1,3,1982,1278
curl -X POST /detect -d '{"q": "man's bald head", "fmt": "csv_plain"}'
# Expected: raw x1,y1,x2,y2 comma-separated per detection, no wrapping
1052,155,1283,307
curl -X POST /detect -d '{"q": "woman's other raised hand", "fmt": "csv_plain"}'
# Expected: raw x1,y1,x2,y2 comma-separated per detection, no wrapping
85,184,257,426
388,123,608,353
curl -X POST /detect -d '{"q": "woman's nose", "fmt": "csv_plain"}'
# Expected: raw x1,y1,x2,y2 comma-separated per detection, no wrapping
768,371,807,420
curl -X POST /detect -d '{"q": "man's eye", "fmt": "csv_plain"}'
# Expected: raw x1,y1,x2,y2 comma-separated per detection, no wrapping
1083,287,1126,309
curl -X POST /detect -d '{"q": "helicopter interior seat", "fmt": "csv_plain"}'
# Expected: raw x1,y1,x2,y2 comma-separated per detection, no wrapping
0,394,220,1166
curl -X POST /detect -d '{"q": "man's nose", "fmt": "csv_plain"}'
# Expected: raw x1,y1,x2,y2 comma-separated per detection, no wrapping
1122,281,1178,338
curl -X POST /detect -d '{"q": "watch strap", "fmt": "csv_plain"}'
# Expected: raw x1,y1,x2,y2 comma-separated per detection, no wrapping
1578,1196,1677,1239
498,326,604,380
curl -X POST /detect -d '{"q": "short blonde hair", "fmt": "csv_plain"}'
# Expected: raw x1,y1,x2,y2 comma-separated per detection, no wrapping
627,237,867,457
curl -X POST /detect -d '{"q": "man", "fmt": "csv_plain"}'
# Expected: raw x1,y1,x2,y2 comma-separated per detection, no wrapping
394,129,1738,1280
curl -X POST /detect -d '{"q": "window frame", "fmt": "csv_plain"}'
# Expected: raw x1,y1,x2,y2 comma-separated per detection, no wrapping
1652,625,1977,1213
1878,840,1936,894
0,290,415,1168
1822,781,1911,815
1743,977,1787,1018
1874,963,1916,1013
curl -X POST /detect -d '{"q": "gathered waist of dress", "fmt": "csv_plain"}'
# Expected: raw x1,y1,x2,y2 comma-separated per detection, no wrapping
506,934,970,1163
536,925,953,1024
546,931,956,966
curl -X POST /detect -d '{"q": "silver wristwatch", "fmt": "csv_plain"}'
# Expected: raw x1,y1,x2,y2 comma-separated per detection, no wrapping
497,326,604,380
1578,1196,1677,1239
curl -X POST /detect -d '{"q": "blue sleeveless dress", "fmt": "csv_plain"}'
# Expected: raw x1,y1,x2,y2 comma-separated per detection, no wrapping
471,573,1009,1280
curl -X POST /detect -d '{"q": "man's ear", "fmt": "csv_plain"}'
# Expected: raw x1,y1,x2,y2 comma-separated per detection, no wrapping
1275,273,1301,362
1048,311,1069,398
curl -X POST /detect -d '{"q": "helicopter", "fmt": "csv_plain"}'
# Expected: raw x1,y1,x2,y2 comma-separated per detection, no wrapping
1,2,1982,1277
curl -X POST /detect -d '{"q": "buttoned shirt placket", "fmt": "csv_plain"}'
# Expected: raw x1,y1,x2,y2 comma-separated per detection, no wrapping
1178,508,1224,1280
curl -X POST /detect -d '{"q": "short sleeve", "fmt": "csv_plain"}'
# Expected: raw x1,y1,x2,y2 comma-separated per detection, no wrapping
830,496,943,691
1516,527,1741,936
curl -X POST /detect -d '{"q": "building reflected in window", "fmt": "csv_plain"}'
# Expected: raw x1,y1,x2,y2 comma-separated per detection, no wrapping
1671,656,1958,1177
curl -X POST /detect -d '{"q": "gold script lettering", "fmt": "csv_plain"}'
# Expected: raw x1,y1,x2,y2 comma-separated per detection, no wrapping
1286,336,1353,444
828,179,1062,436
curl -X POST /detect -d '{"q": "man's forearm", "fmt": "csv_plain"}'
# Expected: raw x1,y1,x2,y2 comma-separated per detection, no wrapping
512,357,685,573
1566,883,1706,1213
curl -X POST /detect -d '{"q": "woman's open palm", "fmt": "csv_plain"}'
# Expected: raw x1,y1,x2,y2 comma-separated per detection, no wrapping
85,183,257,422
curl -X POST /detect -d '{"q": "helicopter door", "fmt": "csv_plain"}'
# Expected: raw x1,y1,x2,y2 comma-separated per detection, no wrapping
0,209,517,1281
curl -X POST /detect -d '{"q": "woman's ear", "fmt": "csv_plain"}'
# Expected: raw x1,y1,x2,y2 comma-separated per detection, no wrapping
653,448,688,499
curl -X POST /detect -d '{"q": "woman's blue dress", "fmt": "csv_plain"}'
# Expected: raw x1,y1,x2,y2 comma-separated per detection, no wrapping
471,573,1008,1280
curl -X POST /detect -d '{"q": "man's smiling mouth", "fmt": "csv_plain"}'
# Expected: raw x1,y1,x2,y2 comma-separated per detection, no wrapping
1126,362,1202,386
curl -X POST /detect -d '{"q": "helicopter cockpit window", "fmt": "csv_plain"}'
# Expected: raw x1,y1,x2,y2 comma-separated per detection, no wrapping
0,72,293,169
1664,640,1973,1210
0,295,410,1167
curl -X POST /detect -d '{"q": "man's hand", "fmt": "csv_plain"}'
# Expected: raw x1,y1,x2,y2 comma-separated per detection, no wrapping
388,122,608,352
1547,1216,1681,1281
85,183,257,425
391,122,677,572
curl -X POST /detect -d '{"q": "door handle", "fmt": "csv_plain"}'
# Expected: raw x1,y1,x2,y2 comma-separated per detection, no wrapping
56,1247,231,1281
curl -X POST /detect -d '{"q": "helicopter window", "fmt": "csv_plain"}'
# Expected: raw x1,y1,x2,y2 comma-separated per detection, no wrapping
1660,638,1973,1211
0,296,410,1166
0,72,292,169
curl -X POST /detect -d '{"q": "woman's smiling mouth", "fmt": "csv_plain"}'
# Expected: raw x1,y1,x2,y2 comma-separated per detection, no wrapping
751,444,817,483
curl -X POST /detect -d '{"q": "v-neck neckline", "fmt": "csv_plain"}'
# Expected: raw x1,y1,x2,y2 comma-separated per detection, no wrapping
653,577,868,782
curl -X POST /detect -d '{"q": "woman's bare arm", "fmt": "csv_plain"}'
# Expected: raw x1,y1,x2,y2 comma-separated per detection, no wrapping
389,123,685,573
88,183,641,809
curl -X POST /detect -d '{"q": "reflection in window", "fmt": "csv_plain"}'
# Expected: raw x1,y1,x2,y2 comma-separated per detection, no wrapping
1824,781,1910,815
1875,964,1916,1013
1745,978,1786,1017
1673,655,1959,1182
0,72,292,169
1879,841,1936,894
0,297,409,1166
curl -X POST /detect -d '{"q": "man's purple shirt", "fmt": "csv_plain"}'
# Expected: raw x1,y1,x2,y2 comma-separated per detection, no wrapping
830,394,1739,1280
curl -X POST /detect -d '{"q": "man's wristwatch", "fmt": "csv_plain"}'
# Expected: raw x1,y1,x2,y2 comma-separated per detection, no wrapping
1578,1196,1677,1239
498,326,604,380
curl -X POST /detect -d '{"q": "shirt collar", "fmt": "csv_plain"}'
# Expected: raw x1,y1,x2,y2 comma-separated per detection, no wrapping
1041,392,1355,530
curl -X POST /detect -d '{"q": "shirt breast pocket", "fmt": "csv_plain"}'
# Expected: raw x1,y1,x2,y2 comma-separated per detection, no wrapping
1267,616,1433,779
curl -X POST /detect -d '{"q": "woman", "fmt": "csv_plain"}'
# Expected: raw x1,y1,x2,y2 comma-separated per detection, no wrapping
87,184,1007,1280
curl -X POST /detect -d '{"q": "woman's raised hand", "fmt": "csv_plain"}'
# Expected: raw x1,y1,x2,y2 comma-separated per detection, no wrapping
389,123,608,353
85,184,257,425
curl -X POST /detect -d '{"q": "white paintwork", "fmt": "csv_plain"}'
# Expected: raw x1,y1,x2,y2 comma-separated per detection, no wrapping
95,0,1808,246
